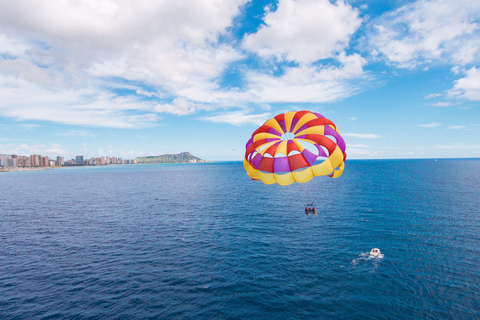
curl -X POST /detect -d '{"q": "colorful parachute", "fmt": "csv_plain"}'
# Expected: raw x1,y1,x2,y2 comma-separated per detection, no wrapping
244,110,346,186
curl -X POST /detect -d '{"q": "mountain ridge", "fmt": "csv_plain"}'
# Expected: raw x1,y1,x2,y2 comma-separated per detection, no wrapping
135,152,208,164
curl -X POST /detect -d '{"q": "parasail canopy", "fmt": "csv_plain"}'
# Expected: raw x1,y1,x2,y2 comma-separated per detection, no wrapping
244,110,346,186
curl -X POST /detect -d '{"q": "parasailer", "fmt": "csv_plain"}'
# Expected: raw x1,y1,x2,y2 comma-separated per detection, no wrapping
244,110,346,214
304,202,317,216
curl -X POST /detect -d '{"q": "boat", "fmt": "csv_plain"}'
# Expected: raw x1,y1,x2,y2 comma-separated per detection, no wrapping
370,248,381,257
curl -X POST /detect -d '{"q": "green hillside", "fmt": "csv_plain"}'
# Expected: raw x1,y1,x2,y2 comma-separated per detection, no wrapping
135,152,206,164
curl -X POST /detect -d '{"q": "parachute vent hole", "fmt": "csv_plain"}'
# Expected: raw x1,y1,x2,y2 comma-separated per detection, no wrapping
281,132,295,141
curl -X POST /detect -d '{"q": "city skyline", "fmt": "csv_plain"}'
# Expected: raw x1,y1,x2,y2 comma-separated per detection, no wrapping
1,0,480,161
0,152,134,168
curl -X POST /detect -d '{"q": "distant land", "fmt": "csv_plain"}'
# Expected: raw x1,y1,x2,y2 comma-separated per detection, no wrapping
135,152,209,164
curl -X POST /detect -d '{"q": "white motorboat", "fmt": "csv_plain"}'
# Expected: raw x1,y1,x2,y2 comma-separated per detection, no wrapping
370,248,381,257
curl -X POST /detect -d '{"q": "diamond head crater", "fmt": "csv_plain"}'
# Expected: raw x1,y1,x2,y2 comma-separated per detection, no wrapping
135,152,209,164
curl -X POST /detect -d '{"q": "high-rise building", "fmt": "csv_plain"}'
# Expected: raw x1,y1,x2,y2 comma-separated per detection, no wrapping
3,157,16,167
56,156,64,166
0,155,10,167
41,156,49,167
15,156,23,167
30,154,40,167
75,155,84,165
17,156,29,167
5,155,18,167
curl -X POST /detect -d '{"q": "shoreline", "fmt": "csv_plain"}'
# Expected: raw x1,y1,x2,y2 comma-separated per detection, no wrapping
0,167,59,173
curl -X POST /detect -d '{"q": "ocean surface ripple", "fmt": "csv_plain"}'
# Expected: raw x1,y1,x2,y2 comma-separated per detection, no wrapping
1,159,480,319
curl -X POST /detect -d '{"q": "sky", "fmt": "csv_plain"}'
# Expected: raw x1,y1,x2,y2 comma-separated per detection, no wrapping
1,0,480,161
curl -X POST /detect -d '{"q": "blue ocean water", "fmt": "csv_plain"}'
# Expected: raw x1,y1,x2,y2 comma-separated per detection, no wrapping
1,159,480,319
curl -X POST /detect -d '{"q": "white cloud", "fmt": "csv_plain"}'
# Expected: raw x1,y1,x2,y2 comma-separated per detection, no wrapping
0,0,246,126
0,33,30,57
425,93,442,99
0,0,373,129
202,112,271,126
243,53,367,103
46,144,66,155
448,67,480,101
428,101,451,107
0,0,246,57
136,89,164,99
447,125,466,129
154,97,212,116
451,66,462,75
436,143,480,149
0,74,158,128
243,0,361,64
370,0,480,68
5,143,66,156
418,122,442,127
343,133,381,138
347,143,370,148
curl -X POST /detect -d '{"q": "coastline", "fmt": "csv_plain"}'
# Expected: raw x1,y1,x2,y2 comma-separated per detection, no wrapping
0,162,215,173
0,167,58,173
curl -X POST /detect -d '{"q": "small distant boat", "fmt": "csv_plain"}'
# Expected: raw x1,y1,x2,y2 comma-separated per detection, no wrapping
370,248,381,257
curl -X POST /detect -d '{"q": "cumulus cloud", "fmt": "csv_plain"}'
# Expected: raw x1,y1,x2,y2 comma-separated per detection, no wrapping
428,102,451,107
243,0,361,64
243,53,367,103
448,67,480,101
46,144,66,155
0,0,246,126
154,98,212,116
369,0,480,68
5,0,465,130
201,111,271,126
0,72,160,128
425,93,442,99
0,33,30,57
0,0,246,60
2,142,67,157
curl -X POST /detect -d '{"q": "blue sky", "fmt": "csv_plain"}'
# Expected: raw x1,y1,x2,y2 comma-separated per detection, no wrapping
1,0,479,161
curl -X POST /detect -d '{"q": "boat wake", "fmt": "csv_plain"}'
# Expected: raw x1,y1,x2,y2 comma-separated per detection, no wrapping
351,248,384,272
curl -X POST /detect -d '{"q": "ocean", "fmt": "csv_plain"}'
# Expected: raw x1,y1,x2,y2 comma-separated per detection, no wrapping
1,159,480,319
